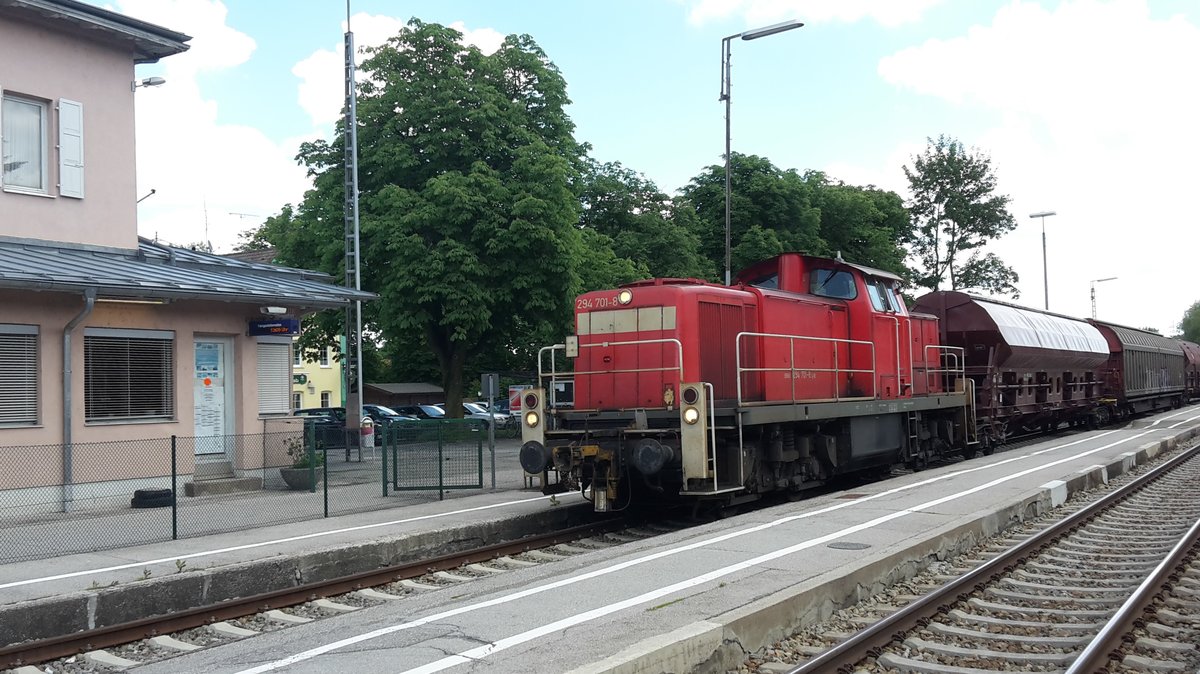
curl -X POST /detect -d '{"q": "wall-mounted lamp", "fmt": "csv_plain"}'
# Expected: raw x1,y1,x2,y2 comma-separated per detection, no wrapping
260,306,288,316
132,76,166,92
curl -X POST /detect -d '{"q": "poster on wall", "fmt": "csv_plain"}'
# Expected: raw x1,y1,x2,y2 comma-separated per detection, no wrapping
195,342,222,379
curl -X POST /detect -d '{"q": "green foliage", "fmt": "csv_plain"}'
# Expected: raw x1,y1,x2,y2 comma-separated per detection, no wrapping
253,20,585,411
904,135,1019,296
286,436,325,469
578,159,712,281
1178,301,1200,342
677,154,911,278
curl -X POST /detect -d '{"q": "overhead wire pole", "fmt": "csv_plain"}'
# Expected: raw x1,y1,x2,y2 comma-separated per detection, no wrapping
343,1,365,458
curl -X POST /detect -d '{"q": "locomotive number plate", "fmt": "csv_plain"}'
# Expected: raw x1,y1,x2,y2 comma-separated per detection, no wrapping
576,294,620,310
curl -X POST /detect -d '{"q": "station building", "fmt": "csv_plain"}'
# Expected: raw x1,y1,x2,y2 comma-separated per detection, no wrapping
0,1,370,506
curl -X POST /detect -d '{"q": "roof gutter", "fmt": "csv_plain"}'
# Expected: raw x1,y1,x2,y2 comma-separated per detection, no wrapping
61,288,95,512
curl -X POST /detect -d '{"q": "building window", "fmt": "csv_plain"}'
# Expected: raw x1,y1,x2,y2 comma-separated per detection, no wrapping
1,94,48,193
293,347,302,367
320,391,331,407
0,324,38,425
84,329,175,422
257,341,291,415
292,392,302,410
319,347,330,367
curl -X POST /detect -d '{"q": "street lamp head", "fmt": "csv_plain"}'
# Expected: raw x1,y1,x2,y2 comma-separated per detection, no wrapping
740,20,804,40
1028,210,1056,218
1091,277,1118,283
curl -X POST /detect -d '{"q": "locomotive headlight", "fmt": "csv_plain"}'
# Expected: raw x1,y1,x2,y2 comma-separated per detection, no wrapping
617,289,633,305
683,407,700,425
524,411,540,428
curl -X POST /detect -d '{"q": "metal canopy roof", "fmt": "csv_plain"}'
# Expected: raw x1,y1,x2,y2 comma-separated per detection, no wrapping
0,238,375,308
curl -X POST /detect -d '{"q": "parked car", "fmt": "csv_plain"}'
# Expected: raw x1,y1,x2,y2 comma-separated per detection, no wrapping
465,401,513,429
361,403,418,425
392,404,447,420
292,407,348,448
433,402,511,430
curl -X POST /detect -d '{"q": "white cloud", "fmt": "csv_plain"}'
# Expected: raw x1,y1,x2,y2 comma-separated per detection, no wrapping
293,15,506,128
684,0,946,27
114,0,310,253
873,0,1200,334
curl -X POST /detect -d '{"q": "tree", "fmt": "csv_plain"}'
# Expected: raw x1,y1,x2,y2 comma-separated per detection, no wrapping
677,154,912,278
255,21,584,413
1180,300,1200,342
904,135,1019,296
578,159,712,280
679,153,821,276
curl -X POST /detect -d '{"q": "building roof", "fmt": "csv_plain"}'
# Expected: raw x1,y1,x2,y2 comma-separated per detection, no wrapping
223,247,278,265
365,383,445,395
0,0,190,63
0,237,374,308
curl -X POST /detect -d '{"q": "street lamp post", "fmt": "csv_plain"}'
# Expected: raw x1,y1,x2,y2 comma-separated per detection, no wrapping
721,20,803,286
1090,277,1117,319
1029,211,1056,309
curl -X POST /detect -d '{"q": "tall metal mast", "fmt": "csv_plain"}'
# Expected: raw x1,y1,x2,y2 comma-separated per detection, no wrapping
343,0,364,449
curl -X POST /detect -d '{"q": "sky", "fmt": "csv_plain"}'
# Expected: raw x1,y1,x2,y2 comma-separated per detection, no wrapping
100,0,1199,336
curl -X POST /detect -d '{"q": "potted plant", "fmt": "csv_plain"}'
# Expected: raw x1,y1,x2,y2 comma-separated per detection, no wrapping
279,436,324,491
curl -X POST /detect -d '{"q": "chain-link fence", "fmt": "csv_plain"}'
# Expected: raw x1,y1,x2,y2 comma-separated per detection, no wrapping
0,418,489,564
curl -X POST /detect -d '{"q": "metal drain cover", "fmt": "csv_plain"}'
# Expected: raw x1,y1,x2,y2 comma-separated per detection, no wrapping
827,542,871,550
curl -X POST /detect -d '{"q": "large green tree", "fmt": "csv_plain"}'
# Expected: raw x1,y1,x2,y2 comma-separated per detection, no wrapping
904,135,1019,295
678,153,911,278
1180,301,1200,342
257,21,584,411
578,159,712,280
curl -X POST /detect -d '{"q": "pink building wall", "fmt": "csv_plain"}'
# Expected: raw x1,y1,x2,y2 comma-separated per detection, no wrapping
0,17,139,250
0,291,306,490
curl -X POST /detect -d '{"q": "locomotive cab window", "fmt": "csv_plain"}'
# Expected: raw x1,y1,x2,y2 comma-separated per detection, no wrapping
810,269,857,300
866,279,902,312
747,272,778,290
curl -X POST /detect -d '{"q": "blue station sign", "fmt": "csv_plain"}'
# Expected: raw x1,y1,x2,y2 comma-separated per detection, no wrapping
248,318,300,336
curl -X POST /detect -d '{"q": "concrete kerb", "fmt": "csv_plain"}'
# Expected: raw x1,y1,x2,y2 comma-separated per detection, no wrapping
572,426,1198,674
0,503,592,649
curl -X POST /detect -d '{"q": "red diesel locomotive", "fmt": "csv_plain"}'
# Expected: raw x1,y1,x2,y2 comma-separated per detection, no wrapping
518,252,976,511
518,252,1196,512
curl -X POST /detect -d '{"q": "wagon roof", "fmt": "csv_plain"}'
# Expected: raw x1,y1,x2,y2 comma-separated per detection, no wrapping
1088,319,1185,356
916,291,1109,356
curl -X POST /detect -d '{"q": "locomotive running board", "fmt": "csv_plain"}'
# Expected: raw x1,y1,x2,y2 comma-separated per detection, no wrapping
679,485,745,496
738,394,967,426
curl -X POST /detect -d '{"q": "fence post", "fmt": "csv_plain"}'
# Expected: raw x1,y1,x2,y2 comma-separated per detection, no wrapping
323,427,329,518
437,421,445,501
307,421,317,495
381,421,389,497
171,435,178,541
477,422,484,490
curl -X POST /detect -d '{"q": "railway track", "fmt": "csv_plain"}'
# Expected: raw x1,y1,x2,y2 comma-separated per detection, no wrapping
776,439,1200,673
0,517,694,673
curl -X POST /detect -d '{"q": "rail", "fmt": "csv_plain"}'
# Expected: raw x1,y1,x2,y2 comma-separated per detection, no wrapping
537,339,685,408
735,332,876,406
790,441,1200,673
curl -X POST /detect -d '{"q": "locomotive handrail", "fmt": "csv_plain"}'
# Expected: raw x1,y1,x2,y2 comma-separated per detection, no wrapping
537,339,686,405
923,345,966,394
734,332,877,406
703,382,721,492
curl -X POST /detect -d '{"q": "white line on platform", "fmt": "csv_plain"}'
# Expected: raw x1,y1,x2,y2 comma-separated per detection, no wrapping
237,426,1174,674
0,494,562,591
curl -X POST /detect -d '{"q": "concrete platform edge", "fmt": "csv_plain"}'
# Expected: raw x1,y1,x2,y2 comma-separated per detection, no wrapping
569,426,1197,674
0,504,591,648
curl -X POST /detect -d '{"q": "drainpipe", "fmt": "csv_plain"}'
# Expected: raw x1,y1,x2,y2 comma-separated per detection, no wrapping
62,288,96,512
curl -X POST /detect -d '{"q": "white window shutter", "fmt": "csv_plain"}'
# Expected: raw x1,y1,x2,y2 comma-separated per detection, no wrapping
58,98,84,198
257,342,292,415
